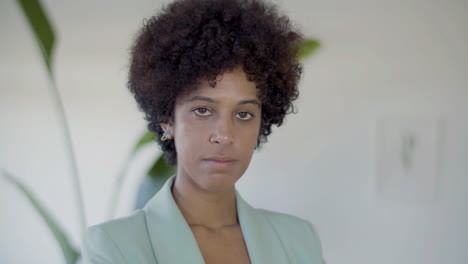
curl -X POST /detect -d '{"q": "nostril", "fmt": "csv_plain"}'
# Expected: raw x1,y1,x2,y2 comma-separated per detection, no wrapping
209,134,233,145
210,137,219,144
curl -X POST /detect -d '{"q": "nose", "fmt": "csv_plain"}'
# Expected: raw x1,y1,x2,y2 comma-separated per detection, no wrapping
209,117,234,145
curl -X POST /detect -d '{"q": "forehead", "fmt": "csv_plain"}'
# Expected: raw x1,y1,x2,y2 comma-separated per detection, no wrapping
179,68,259,103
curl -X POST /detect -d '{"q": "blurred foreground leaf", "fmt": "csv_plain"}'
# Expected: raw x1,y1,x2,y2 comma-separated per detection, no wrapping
297,39,320,61
133,131,156,154
148,152,176,180
17,0,55,76
108,130,160,217
1,169,80,264
16,0,87,232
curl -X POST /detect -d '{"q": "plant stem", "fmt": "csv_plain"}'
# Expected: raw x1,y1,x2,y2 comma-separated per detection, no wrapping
48,75,87,232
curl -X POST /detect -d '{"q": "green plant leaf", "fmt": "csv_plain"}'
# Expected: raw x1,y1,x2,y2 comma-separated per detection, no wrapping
1,169,80,264
16,0,55,76
148,153,176,180
107,130,159,217
297,39,320,61
132,130,157,154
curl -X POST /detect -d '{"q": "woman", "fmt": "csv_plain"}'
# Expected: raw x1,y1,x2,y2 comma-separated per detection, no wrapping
82,0,325,263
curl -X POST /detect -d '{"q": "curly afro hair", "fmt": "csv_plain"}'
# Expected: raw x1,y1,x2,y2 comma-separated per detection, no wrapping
128,0,303,165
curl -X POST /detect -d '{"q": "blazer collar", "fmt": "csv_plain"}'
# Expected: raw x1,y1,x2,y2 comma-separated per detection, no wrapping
143,175,290,264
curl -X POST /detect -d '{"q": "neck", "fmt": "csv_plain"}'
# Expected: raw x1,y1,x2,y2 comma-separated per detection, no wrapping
171,174,238,230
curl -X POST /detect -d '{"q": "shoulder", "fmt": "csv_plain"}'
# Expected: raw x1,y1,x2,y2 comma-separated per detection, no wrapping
81,210,155,264
256,208,326,264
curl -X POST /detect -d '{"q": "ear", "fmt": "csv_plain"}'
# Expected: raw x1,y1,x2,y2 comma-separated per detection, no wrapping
160,121,174,133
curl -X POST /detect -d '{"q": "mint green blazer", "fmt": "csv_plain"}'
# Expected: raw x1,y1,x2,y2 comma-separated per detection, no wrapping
82,175,326,263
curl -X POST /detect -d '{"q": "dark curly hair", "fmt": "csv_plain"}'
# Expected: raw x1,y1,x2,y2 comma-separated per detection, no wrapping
128,0,303,165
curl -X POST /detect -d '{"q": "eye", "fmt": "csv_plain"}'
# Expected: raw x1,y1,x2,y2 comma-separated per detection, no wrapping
236,112,254,121
192,107,212,116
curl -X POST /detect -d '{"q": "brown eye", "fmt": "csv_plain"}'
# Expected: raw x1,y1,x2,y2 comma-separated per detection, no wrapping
193,107,211,116
236,112,254,120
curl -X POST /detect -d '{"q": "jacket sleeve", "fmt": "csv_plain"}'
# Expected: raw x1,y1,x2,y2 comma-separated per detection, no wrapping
81,225,126,264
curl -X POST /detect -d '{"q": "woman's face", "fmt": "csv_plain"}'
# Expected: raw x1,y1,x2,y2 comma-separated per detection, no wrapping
162,67,261,193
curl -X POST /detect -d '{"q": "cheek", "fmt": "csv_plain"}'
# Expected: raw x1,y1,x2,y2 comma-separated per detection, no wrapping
173,118,209,157
243,119,261,144
236,123,261,158
242,127,259,146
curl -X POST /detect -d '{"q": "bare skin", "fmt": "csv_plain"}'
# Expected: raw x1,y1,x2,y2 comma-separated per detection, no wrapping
190,224,251,264
172,179,251,264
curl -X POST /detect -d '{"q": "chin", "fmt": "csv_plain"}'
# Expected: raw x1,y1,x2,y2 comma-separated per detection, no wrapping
198,171,241,193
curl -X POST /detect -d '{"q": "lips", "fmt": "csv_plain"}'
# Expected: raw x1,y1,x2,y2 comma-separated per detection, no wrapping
204,156,237,162
203,156,237,168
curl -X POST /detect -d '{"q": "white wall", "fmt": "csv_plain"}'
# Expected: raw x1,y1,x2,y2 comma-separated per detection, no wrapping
1,0,467,263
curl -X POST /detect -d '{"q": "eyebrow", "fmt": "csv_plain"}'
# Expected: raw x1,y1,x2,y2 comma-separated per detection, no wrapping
185,95,261,107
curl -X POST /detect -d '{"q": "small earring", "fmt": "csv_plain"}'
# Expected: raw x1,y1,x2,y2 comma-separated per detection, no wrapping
161,130,173,141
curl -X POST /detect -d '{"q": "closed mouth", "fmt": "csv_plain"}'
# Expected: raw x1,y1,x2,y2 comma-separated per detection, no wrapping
204,156,237,162
206,159,236,163
203,157,237,167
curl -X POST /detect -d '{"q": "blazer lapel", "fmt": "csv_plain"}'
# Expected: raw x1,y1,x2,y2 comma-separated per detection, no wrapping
143,175,290,264
236,191,291,264
143,176,205,264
